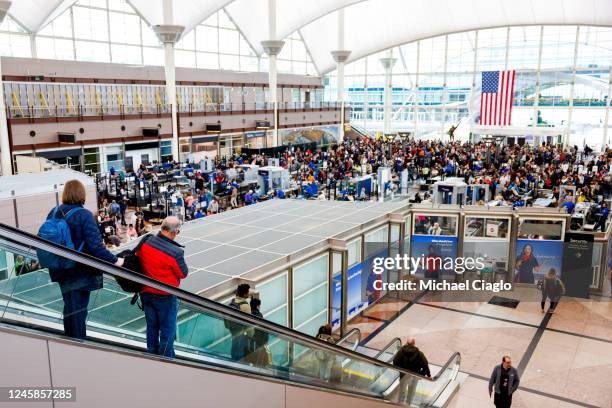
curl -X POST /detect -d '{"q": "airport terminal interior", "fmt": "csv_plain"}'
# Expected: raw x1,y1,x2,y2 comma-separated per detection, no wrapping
0,0,611,407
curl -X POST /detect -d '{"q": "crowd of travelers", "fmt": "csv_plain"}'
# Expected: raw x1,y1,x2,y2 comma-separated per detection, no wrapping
28,135,611,407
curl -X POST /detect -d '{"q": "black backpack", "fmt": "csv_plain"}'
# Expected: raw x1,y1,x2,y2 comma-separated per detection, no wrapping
114,235,151,293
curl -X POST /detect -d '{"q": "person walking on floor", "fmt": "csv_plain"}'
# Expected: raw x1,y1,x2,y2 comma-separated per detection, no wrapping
489,356,520,408
540,268,566,314
137,216,188,358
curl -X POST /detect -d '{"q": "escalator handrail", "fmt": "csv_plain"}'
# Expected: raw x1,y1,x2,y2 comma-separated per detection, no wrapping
0,222,458,383
374,337,402,361
336,327,361,350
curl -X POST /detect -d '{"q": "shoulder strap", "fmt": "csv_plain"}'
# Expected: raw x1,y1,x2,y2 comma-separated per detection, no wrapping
64,207,86,221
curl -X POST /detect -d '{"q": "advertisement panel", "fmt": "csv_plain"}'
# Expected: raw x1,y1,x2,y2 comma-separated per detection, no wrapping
279,125,339,146
347,262,365,319
562,233,593,299
514,239,564,284
410,235,458,279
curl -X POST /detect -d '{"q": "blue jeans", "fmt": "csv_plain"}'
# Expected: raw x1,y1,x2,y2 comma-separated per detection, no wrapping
141,293,178,358
61,289,91,340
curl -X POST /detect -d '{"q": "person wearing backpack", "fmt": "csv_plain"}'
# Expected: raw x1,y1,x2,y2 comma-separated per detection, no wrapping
226,284,254,361
541,268,566,314
40,180,124,340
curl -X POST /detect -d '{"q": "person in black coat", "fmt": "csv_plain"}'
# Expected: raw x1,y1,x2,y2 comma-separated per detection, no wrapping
46,180,124,340
393,338,431,404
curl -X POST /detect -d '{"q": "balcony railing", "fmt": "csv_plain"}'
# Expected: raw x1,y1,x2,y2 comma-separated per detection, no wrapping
7,101,347,119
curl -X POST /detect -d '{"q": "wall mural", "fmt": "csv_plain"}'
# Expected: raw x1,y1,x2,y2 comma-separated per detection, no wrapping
280,125,339,146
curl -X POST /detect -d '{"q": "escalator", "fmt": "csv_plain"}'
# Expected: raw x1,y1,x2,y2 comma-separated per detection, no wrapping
0,223,461,407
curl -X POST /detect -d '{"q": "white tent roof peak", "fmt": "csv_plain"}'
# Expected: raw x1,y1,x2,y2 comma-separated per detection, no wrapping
7,0,612,75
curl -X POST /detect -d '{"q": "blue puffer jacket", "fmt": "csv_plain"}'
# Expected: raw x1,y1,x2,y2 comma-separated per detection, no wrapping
45,204,118,292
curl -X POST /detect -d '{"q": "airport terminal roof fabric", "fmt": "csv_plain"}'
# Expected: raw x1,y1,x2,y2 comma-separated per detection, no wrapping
9,0,612,75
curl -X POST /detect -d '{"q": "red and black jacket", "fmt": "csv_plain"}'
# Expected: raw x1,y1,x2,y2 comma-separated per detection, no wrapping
137,233,189,295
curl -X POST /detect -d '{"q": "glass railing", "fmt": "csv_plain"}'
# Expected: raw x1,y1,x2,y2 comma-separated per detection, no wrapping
0,223,460,406
375,337,402,363
336,328,361,351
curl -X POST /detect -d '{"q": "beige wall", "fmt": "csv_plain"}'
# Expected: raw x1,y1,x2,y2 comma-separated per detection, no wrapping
1,56,322,87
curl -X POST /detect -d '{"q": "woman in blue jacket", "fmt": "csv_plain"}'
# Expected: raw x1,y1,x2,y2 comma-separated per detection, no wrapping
46,180,123,340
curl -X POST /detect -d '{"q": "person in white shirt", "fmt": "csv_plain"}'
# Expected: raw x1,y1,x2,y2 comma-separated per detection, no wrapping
208,199,219,214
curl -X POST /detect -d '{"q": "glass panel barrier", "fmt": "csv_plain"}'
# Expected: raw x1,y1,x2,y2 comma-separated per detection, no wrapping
375,337,402,363
0,226,460,406
336,328,361,351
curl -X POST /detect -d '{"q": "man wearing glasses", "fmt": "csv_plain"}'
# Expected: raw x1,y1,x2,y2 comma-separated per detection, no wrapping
137,216,189,358
489,356,520,408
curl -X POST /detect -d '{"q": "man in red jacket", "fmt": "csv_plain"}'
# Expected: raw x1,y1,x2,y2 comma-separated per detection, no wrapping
137,216,188,358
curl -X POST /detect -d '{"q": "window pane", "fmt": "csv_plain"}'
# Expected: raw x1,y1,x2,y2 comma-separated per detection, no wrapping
293,254,328,295
219,28,238,54
176,29,195,51
240,56,259,72
76,40,110,62
36,37,74,60
141,25,159,46
109,11,141,45
176,50,196,68
197,26,218,52
219,54,239,71
39,10,73,38
142,46,164,66
0,33,32,58
111,44,142,64
218,10,234,29
73,6,109,41
197,52,219,69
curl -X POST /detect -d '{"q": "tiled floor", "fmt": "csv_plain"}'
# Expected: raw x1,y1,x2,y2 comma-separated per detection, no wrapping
357,289,612,407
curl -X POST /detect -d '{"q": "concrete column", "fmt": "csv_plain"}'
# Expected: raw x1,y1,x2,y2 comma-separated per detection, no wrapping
565,27,580,146
331,9,351,144
603,64,612,149
261,0,284,147
153,0,184,162
533,26,544,128
0,1,13,175
379,50,397,135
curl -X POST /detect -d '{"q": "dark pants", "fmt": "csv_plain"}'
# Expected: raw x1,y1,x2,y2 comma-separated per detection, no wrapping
141,293,178,358
230,332,250,361
494,392,512,408
541,300,558,311
61,289,91,340
541,294,559,311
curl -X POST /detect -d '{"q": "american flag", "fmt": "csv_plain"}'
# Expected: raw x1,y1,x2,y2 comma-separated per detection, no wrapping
480,70,515,126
